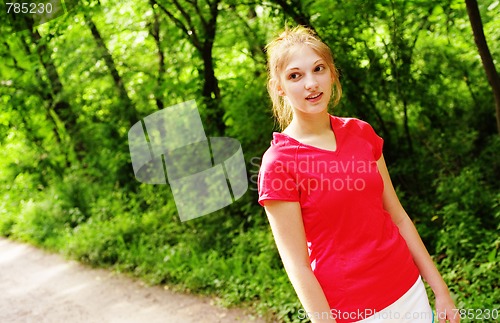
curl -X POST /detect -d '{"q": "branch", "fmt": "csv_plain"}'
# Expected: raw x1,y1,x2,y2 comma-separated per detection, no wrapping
191,0,209,29
171,0,195,32
273,0,313,30
171,0,206,48
227,5,266,64
151,0,202,50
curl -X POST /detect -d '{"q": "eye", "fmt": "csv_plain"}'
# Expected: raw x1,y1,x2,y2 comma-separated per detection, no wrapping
288,72,301,80
314,65,326,72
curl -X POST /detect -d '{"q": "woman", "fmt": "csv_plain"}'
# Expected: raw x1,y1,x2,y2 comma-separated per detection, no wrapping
257,26,459,323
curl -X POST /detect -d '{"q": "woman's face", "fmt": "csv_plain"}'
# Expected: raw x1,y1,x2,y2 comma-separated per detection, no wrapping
278,45,333,117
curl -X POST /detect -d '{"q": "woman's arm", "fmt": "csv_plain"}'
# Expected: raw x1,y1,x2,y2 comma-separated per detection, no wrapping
264,200,336,323
377,155,460,323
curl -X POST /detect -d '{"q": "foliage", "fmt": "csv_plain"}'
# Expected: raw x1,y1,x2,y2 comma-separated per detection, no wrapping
0,0,499,322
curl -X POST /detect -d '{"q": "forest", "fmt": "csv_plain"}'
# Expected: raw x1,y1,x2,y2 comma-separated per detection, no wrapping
0,0,499,322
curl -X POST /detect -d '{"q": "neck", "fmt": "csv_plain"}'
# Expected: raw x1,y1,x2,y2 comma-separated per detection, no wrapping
286,111,331,136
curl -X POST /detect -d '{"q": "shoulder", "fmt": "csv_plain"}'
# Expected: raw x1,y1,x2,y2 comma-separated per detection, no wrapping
334,116,376,133
259,132,300,178
333,116,384,159
262,132,298,165
333,116,381,139
257,133,301,205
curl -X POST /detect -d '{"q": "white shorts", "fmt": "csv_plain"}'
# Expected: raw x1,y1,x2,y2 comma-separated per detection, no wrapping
356,276,434,323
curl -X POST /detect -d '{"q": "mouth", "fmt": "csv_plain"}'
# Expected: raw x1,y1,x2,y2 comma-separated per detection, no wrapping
306,92,323,102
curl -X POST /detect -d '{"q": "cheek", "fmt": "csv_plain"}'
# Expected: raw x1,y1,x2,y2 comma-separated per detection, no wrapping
287,81,304,93
320,74,334,84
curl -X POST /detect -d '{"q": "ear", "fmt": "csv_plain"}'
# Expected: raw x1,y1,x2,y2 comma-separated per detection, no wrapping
270,78,286,96
277,85,285,96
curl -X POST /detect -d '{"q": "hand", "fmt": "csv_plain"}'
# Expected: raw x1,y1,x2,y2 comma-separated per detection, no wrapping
435,294,460,323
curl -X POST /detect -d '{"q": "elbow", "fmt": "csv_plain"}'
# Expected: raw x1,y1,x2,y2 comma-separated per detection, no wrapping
385,204,409,228
393,214,414,231
286,264,314,281
283,261,314,278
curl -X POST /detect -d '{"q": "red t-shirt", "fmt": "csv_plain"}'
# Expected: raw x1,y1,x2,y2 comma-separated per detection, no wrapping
258,115,419,322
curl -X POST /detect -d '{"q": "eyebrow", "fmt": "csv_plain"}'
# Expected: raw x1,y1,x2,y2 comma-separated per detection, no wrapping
285,59,325,72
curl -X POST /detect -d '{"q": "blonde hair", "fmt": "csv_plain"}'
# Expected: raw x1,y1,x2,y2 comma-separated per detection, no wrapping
265,26,342,130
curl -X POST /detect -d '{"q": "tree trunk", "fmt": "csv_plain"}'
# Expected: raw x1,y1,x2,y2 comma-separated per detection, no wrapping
200,0,224,135
149,0,165,110
151,0,225,135
25,17,77,168
84,13,139,127
200,41,225,135
465,0,500,135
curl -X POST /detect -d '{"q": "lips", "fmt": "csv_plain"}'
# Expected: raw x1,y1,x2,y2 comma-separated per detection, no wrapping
306,92,323,102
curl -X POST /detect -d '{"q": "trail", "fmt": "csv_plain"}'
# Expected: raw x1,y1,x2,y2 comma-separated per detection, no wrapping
0,238,265,323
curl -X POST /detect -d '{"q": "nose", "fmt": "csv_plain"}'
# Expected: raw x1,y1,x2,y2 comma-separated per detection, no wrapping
304,74,319,91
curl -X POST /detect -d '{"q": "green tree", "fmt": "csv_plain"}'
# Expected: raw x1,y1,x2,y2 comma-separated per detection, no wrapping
465,0,500,135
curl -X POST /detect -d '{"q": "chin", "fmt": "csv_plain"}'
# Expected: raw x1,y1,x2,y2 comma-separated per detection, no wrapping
295,107,329,116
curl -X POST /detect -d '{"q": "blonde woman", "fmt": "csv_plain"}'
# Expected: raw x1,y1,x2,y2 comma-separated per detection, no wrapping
257,26,459,323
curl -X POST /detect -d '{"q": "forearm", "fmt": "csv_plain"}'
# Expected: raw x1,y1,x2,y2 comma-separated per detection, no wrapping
396,216,450,297
378,156,459,321
285,265,337,323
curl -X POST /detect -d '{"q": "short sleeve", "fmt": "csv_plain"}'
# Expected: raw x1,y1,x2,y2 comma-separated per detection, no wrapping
368,124,383,160
357,120,384,160
257,153,300,207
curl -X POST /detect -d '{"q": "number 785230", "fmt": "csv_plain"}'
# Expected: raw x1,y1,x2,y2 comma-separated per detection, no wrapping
6,2,53,14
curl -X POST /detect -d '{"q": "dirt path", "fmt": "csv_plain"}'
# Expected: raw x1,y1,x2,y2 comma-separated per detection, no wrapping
0,238,266,323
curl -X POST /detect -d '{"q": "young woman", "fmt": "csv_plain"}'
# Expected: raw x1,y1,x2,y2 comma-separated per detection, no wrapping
257,26,460,323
